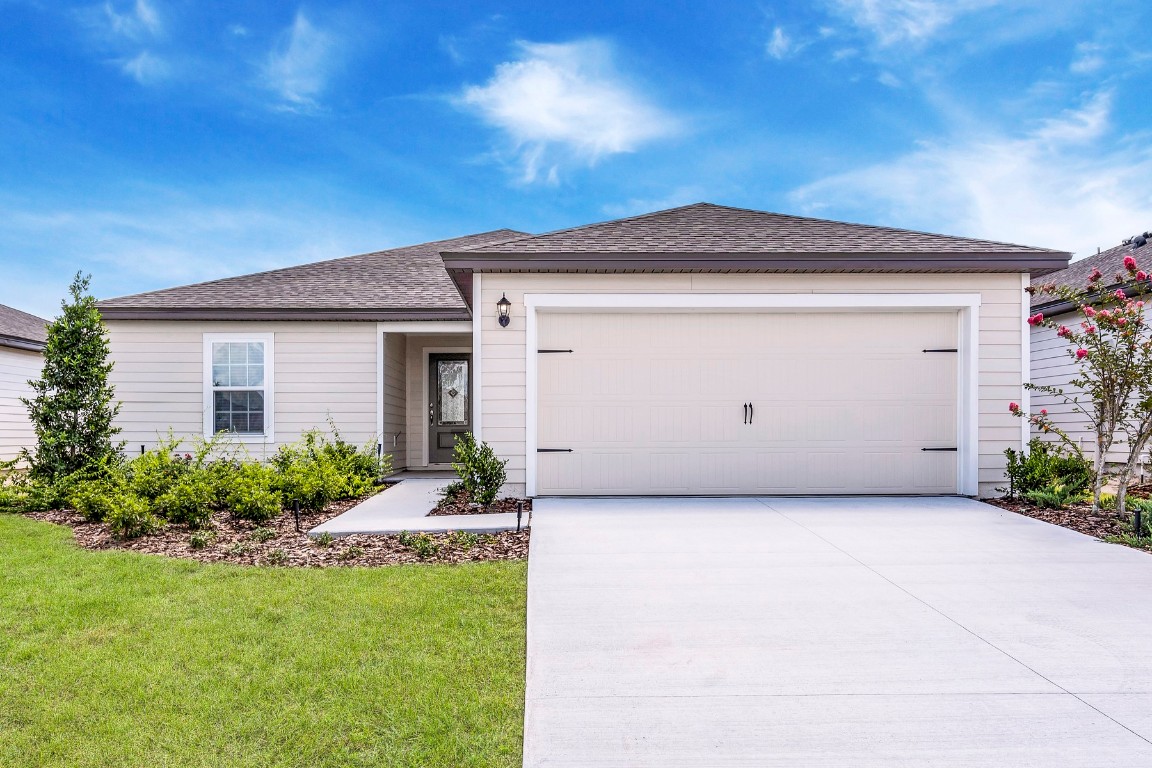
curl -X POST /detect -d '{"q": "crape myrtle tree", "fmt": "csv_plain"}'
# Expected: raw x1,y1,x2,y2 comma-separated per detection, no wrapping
21,272,123,481
1017,255,1152,529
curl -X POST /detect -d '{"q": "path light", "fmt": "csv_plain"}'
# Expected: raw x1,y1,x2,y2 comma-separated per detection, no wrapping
497,293,512,327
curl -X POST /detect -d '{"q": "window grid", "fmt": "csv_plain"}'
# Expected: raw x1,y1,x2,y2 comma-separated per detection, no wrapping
210,340,267,436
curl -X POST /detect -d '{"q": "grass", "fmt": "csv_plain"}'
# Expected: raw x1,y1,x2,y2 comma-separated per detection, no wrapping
0,515,527,768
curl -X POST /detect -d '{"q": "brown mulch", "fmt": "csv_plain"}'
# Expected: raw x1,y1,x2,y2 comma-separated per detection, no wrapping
428,488,533,517
984,497,1152,552
22,494,530,567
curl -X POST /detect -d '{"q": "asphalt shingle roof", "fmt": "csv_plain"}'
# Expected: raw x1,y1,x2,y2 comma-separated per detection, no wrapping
0,304,48,350
458,203,1067,255
97,230,526,320
1031,234,1152,309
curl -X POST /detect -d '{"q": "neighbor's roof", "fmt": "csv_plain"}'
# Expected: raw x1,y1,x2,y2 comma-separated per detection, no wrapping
97,230,526,321
0,304,48,352
1031,234,1152,310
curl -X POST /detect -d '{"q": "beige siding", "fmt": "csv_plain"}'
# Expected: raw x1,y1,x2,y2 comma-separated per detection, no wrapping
403,334,471,467
0,347,42,463
106,321,379,458
479,272,1026,498
382,333,408,469
1029,311,1135,464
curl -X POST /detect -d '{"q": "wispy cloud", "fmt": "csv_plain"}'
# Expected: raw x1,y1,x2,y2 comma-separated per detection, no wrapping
261,11,339,111
119,50,168,84
1071,41,1106,74
827,0,987,47
103,0,163,40
790,91,1152,258
766,27,796,60
458,39,680,183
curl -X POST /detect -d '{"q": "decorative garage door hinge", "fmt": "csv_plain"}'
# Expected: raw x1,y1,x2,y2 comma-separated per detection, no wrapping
922,447,958,451
537,349,573,353
922,348,958,353
537,448,573,453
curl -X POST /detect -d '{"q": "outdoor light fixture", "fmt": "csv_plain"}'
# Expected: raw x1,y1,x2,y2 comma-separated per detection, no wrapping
497,293,511,327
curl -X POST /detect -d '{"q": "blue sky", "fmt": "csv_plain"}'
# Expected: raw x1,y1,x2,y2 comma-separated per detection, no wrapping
2,0,1151,317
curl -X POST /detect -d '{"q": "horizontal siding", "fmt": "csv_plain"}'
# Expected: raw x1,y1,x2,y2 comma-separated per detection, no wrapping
480,272,1026,498
0,347,43,462
106,321,380,459
383,333,407,469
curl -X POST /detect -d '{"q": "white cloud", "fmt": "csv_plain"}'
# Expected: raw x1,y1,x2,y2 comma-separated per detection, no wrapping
790,91,1152,259
877,70,902,87
459,39,679,183
120,50,168,84
828,0,1005,47
766,27,796,60
1071,41,1105,74
262,11,338,110
103,0,162,40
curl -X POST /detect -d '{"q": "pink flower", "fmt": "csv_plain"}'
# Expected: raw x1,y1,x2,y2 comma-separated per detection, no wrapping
1090,268,1103,282
1085,325,1097,334
1139,271,1148,281
1057,325,1071,337
1027,312,1044,326
1040,409,1048,416
1124,255,1138,271
1076,348,1089,359
1009,402,1020,413
1118,317,1128,326
1084,306,1096,317
1116,289,1127,300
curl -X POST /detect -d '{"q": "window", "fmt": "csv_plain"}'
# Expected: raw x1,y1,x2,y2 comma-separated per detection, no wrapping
204,334,274,439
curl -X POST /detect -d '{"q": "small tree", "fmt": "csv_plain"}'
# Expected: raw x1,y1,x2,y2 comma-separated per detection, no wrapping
22,273,123,481
1021,256,1152,529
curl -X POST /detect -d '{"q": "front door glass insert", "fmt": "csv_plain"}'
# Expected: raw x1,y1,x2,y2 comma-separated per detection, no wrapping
438,360,468,426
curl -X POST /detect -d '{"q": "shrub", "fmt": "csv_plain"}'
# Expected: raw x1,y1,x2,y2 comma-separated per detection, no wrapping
154,473,216,528
225,463,282,523
266,549,288,566
226,541,251,556
397,530,415,547
1129,498,1152,537
448,530,478,551
249,526,276,543
1024,482,1083,509
188,529,215,550
337,546,364,562
105,494,163,539
69,481,128,522
126,437,189,502
1004,440,1093,499
272,428,386,510
409,533,439,560
313,531,334,548
451,433,507,506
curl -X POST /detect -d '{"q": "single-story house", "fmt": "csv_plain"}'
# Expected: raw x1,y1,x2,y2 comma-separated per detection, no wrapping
96,203,1070,498
1029,232,1152,463
0,304,48,463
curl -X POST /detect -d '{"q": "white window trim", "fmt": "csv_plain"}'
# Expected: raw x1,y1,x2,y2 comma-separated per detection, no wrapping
203,333,275,444
523,292,982,497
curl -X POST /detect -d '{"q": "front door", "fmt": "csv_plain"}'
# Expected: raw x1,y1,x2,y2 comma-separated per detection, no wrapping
428,353,471,464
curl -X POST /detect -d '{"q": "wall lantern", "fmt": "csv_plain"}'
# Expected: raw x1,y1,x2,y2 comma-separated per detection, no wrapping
497,293,512,327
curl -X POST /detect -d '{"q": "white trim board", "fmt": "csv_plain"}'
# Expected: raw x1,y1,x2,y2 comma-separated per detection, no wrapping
523,293,982,497
1020,273,1031,452
376,321,472,334
472,272,483,442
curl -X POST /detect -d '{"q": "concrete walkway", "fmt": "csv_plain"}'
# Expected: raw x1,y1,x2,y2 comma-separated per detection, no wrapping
308,478,523,537
524,496,1152,767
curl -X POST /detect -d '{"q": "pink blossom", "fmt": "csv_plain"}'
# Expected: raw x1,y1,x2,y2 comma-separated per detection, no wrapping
1090,268,1103,282
1084,306,1096,317
1076,348,1089,359
1118,317,1128,326
1057,325,1071,337
1085,325,1097,334
1009,402,1019,413
1116,289,1127,300
1040,409,1048,416
1139,271,1148,281
1027,312,1044,326
1124,255,1138,271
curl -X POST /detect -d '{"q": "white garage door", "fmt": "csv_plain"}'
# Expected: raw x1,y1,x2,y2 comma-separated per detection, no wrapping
536,311,958,495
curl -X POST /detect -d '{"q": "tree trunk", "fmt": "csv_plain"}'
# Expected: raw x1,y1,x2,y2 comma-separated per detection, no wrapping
1092,433,1108,512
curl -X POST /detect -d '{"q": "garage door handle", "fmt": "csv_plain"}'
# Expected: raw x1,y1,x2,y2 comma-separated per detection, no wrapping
537,448,573,453
743,403,748,424
749,403,754,424
922,447,958,451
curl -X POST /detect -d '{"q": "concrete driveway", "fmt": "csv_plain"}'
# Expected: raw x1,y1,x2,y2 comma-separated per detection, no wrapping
523,497,1152,767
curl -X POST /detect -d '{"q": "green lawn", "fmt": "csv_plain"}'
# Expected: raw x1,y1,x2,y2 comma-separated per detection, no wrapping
0,515,527,768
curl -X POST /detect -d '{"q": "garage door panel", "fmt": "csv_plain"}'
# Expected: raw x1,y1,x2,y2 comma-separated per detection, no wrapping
537,311,959,495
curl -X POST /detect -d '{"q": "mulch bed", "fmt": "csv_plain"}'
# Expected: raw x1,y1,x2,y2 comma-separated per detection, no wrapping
428,488,533,517
21,494,530,567
984,497,1152,553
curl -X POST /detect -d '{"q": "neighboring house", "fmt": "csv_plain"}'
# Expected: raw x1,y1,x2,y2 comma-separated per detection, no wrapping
97,203,1070,498
1029,232,1152,463
0,304,48,463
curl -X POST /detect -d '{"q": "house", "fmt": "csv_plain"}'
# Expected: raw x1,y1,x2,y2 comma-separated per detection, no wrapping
0,304,48,463
1029,232,1152,463
96,203,1070,498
